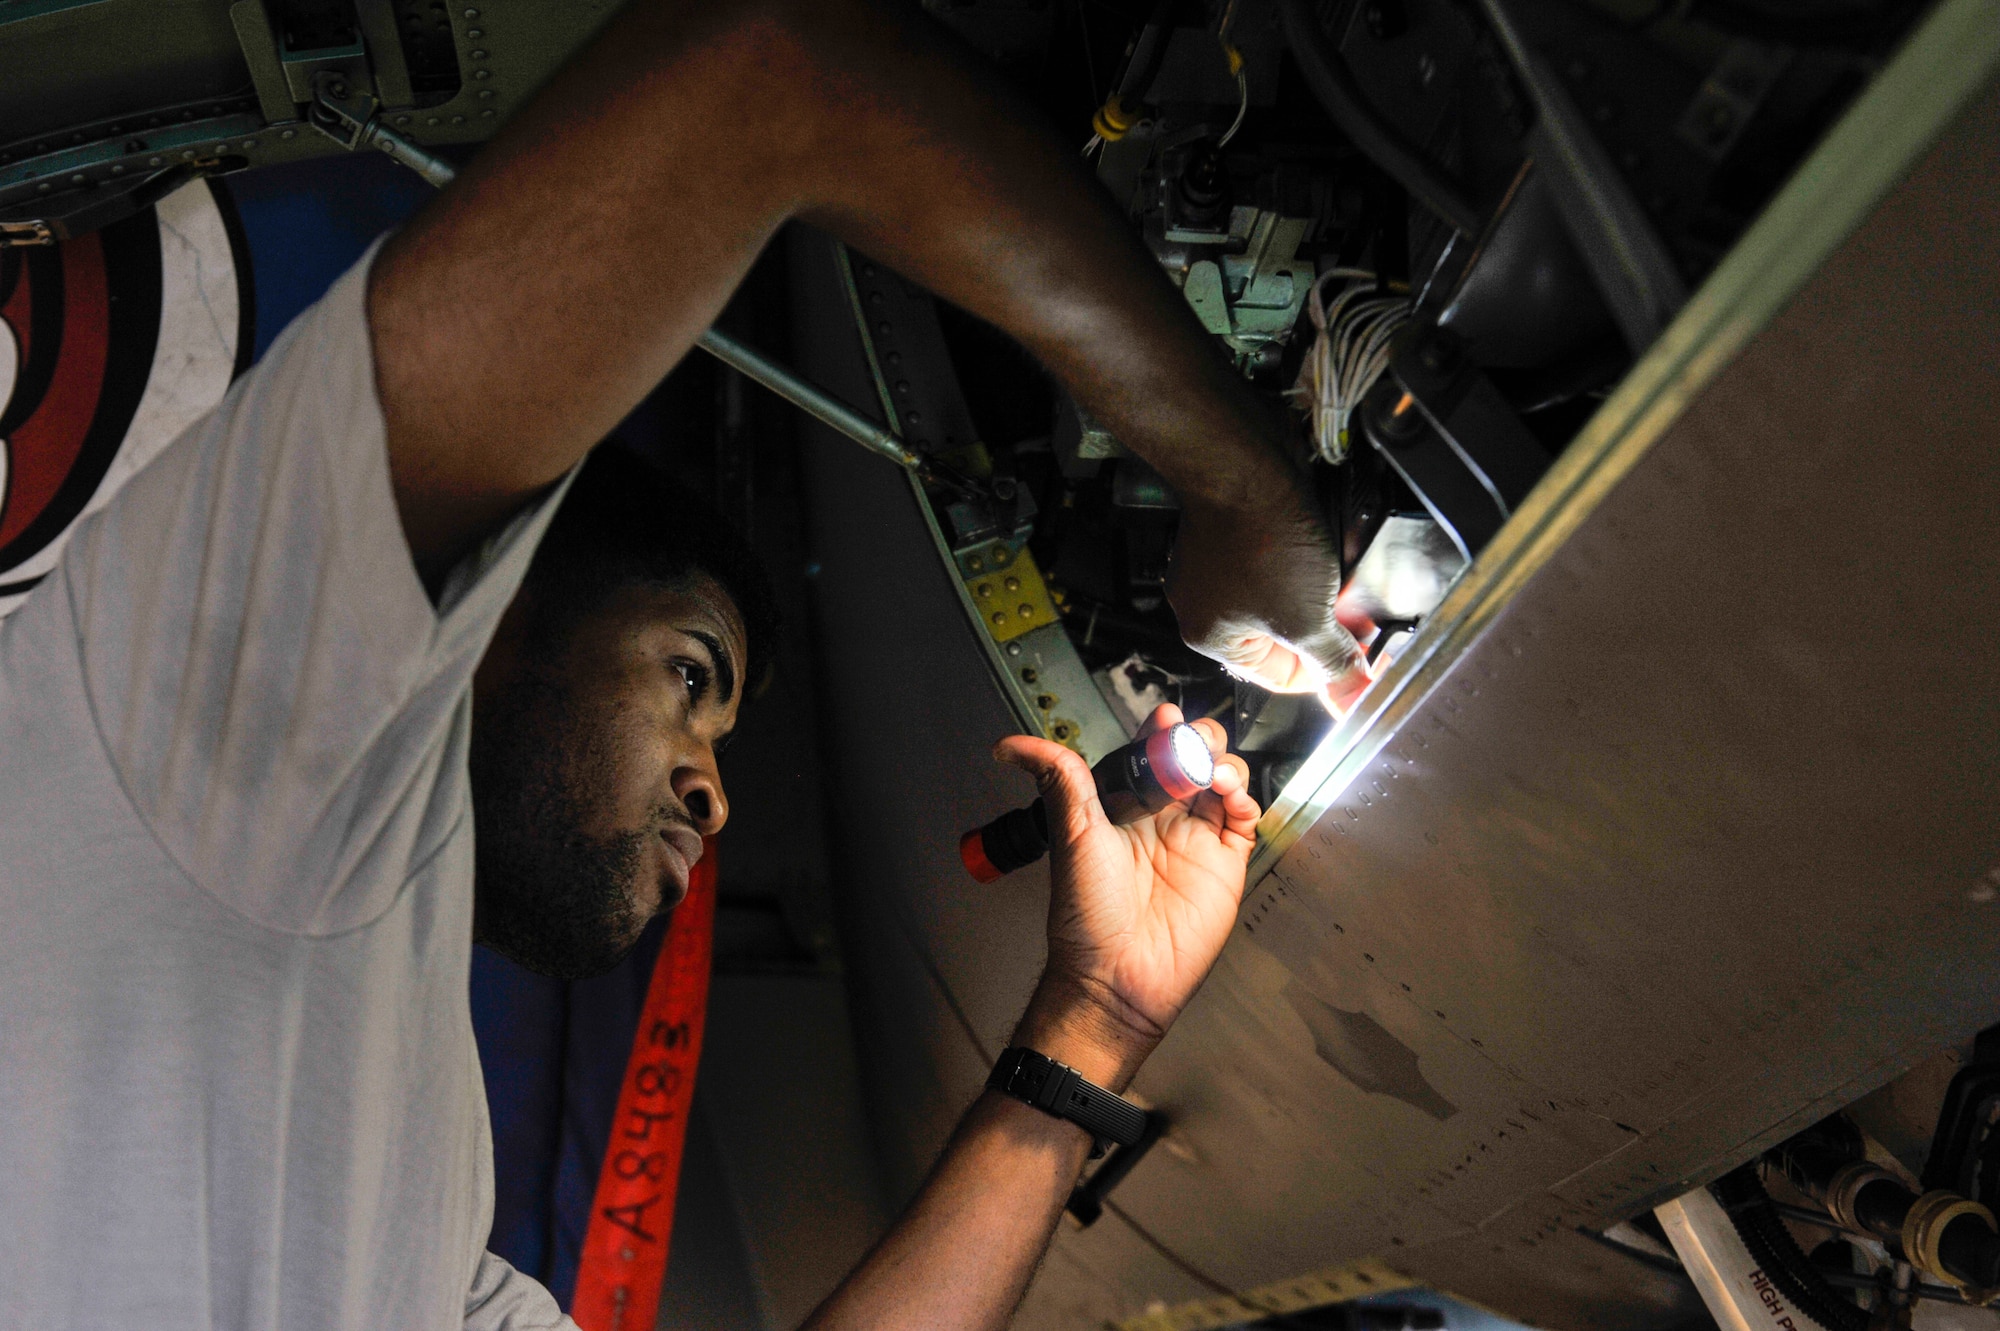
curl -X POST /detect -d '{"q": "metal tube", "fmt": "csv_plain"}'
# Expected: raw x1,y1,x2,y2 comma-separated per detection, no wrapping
358,123,458,190
696,329,921,469
1475,0,1687,349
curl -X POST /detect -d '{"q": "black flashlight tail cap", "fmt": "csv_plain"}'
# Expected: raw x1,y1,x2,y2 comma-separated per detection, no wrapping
960,724,1217,882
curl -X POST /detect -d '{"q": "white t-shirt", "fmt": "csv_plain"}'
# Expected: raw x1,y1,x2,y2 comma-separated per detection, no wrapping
0,246,577,1330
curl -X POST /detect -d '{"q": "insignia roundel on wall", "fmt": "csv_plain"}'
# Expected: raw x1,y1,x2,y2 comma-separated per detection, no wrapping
0,179,251,619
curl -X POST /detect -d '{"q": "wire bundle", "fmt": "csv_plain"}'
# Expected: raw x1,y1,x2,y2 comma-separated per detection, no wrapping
1292,268,1411,465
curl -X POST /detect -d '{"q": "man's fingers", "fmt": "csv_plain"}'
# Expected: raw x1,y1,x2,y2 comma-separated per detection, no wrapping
1193,752,1260,840
993,734,1103,840
1322,663,1373,718
1136,702,1185,739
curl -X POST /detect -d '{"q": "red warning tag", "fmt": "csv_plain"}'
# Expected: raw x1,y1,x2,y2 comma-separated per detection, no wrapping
570,842,717,1331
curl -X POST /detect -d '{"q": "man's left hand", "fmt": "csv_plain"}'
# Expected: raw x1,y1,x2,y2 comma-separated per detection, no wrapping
993,705,1259,1090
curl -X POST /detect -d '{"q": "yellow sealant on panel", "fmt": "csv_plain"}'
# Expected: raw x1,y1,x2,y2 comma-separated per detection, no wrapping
960,542,1059,644
1113,1258,1417,1331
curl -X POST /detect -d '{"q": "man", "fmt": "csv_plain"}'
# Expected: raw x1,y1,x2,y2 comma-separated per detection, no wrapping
0,0,1352,1325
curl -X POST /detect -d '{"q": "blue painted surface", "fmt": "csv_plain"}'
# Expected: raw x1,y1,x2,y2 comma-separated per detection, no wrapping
223,152,435,358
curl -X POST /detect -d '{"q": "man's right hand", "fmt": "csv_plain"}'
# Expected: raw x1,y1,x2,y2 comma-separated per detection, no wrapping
1171,489,1373,717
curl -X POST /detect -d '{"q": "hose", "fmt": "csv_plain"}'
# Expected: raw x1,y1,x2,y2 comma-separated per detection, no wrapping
1712,1166,1871,1331
1275,0,1483,237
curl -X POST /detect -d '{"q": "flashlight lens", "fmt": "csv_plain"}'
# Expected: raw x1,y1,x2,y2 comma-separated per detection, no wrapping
1167,723,1215,789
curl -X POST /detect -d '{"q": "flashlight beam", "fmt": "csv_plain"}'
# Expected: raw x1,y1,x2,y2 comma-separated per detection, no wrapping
347,132,928,477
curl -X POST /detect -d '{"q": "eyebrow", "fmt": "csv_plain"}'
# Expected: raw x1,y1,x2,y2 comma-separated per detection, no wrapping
685,629,737,706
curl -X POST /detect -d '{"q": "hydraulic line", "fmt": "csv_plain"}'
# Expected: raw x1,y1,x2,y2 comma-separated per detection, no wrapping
1770,1129,2000,1296
1711,1166,1871,1331
1275,0,1483,238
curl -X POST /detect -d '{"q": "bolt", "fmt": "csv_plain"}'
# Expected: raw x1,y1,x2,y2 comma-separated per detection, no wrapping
991,611,1007,626
241,140,256,150
991,546,1011,565
480,109,495,118
975,582,992,597
471,48,487,58
905,410,922,424
148,156,162,166
451,114,465,124
464,6,479,14
1005,642,1022,657
1017,604,1033,619
894,380,910,395
968,556,984,571
478,90,495,99
428,117,441,126
474,69,490,80
885,352,901,366
467,26,483,36
69,173,84,185
111,164,125,174
1004,576,1019,591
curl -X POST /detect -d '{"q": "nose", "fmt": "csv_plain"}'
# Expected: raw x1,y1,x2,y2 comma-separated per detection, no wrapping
672,758,729,836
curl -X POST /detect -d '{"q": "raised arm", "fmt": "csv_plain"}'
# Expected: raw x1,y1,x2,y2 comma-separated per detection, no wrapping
800,706,1258,1331
369,0,1363,697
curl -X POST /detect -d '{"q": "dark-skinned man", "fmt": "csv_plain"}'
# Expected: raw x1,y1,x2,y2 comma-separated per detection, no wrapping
0,0,1363,1326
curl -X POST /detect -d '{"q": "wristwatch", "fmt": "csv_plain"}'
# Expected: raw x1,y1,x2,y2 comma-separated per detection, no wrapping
986,1046,1149,1158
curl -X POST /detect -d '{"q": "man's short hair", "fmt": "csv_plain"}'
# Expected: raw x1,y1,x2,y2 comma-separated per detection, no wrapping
523,446,778,688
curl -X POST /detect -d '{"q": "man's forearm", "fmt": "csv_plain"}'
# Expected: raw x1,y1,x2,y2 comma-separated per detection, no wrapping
802,982,1156,1331
772,0,1298,512
801,1092,1090,1331
373,0,1295,563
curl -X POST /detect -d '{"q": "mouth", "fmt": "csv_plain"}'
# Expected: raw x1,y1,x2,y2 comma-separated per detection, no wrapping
655,825,703,910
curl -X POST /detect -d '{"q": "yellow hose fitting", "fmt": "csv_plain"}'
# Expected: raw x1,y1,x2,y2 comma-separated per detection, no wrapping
1092,95,1138,142
1901,1189,2000,1304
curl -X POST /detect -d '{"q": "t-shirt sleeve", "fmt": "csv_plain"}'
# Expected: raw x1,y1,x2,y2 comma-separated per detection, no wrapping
464,1251,579,1331
53,240,568,935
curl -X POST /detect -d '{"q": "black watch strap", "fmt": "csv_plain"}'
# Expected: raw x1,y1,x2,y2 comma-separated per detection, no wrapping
986,1047,1148,1153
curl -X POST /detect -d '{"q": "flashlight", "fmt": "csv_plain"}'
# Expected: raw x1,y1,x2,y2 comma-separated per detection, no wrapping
959,722,1218,883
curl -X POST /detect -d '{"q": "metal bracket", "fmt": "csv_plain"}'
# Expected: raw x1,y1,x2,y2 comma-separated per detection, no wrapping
0,219,53,248
307,72,457,187
1362,323,1553,560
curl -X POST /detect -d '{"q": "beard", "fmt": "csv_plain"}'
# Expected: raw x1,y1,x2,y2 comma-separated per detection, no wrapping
469,673,654,979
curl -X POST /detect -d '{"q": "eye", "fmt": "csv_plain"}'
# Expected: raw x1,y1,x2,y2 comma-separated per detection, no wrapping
672,657,712,706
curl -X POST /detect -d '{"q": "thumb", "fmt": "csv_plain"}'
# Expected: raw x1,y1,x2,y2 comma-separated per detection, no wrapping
993,735,1103,843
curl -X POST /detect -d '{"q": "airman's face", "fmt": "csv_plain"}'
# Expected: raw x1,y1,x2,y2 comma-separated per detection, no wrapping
470,574,746,978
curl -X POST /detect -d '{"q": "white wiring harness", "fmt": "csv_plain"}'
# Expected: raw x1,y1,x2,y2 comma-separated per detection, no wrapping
1291,268,1412,465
